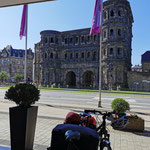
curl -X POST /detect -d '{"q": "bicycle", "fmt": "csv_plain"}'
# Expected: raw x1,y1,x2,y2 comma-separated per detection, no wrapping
83,109,113,150
48,109,128,150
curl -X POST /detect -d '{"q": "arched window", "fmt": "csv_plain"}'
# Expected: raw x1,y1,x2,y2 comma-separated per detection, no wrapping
118,10,121,16
65,38,68,44
81,52,84,58
45,37,48,43
118,29,121,36
117,48,121,55
65,53,67,59
81,36,85,43
75,36,79,43
87,52,90,58
104,11,107,19
56,38,58,44
70,38,73,43
76,53,78,58
110,29,114,36
56,53,58,59
93,51,96,60
45,53,47,59
94,35,97,41
104,48,107,55
110,48,113,55
110,10,114,17
50,37,54,43
87,35,90,42
103,30,107,38
50,53,53,58
70,53,73,59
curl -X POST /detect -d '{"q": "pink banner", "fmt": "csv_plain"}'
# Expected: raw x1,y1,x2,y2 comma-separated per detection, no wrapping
90,0,101,36
19,5,27,40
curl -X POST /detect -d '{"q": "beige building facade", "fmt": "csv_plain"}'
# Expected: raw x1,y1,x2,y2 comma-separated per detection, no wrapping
0,45,33,82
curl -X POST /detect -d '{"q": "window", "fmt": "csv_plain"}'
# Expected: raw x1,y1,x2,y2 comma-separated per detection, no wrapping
81,52,84,58
103,30,107,38
56,38,58,44
110,29,114,36
118,10,121,16
50,37,54,43
81,36,85,43
56,53,58,59
70,38,73,43
45,37,48,43
45,53,47,59
104,49,106,55
70,53,73,59
104,11,107,19
110,10,114,17
117,48,121,55
50,53,53,58
75,37,79,43
118,29,121,36
94,35,97,41
76,53,78,58
87,52,90,58
110,48,113,55
65,53,67,59
87,35,90,42
65,38,68,44
93,51,96,60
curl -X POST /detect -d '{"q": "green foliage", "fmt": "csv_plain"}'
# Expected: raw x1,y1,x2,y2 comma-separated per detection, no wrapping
5,83,40,107
111,98,130,113
0,71,8,83
128,114,141,119
15,73,24,83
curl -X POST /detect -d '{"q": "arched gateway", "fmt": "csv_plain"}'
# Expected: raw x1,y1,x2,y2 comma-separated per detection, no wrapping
82,71,94,88
66,71,76,88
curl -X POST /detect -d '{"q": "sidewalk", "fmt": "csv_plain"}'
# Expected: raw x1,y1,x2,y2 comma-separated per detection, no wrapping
0,100,150,150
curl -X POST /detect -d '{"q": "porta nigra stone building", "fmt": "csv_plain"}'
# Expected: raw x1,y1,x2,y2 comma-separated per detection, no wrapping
34,0,133,89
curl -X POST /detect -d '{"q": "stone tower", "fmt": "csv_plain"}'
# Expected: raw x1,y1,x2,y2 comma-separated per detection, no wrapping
101,0,134,89
34,0,134,90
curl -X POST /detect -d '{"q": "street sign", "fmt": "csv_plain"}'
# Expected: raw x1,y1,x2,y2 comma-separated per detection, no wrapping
0,0,55,8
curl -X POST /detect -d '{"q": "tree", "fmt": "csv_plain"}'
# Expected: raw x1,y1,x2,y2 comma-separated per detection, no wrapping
15,73,24,83
0,71,8,83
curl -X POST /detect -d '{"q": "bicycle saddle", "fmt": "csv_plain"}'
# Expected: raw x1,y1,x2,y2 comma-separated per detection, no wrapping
65,130,80,142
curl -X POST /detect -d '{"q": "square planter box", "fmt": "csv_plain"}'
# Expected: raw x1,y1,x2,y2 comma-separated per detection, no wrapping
122,118,144,132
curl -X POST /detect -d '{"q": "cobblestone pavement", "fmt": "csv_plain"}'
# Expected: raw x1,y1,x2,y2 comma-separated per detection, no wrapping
0,101,150,150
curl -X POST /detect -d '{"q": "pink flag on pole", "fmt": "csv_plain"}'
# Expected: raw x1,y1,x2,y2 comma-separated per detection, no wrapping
90,0,101,36
19,5,27,40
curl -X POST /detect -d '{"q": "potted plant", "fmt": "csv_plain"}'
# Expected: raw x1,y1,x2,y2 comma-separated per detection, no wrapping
111,98,130,119
5,83,40,150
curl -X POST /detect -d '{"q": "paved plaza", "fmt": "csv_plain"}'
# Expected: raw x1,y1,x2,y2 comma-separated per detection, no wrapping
0,99,150,150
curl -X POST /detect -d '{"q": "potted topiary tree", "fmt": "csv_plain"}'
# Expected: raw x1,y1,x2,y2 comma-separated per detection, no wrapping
5,83,40,150
111,98,130,115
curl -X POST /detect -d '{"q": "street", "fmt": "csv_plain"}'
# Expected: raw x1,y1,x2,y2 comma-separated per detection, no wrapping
0,88,150,150
1,88,150,111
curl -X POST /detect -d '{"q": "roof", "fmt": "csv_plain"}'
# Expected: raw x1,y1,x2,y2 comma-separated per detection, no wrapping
2,45,33,58
141,51,150,63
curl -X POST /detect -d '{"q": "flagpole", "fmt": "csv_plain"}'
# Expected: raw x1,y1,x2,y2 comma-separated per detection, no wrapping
98,0,103,107
24,5,28,82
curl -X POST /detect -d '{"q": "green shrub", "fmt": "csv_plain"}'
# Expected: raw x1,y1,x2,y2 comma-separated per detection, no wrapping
5,83,40,107
111,98,130,113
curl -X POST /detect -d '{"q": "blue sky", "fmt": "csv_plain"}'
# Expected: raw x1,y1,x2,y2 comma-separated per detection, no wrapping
0,0,149,66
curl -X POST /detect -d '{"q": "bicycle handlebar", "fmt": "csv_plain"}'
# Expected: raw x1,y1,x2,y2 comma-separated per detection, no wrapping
84,109,114,117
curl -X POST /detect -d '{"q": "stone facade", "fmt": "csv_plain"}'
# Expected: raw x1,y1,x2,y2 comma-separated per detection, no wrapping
128,71,150,92
34,0,133,89
128,51,150,91
0,45,33,82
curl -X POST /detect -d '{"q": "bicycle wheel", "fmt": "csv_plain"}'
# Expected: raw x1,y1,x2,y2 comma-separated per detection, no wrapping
100,140,112,150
